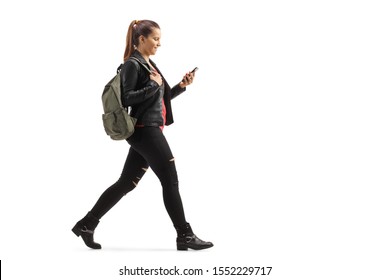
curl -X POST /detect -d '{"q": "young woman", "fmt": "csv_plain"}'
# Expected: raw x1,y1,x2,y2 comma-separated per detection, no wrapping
72,19,213,251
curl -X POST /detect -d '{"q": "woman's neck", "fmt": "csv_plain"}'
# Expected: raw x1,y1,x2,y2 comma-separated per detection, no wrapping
137,49,150,62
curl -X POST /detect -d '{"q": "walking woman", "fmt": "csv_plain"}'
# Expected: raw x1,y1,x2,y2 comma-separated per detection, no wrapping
72,19,213,251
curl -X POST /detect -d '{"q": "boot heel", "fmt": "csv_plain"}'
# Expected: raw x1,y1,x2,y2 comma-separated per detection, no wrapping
177,243,188,251
72,225,81,237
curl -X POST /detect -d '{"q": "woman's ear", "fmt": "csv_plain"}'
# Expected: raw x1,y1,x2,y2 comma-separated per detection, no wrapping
139,35,145,44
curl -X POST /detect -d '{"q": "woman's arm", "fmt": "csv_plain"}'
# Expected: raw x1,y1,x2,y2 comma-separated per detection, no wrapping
171,84,186,99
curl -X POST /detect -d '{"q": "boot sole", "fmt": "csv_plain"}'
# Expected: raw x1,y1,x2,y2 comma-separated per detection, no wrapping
177,243,214,251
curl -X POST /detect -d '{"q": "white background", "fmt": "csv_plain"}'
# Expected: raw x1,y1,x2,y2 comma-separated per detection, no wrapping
0,0,389,279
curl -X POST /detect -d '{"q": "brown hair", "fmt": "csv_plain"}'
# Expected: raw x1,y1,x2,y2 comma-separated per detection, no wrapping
123,19,160,62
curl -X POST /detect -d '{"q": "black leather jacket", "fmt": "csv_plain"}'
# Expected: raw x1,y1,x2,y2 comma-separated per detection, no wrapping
120,50,186,126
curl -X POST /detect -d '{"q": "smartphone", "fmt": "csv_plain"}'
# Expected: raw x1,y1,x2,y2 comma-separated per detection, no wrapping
191,67,199,73
182,67,198,82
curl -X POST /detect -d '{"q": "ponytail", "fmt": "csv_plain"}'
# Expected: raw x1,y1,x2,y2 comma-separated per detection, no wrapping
123,20,138,62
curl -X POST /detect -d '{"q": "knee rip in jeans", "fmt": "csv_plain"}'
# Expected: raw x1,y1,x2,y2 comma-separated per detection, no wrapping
169,157,175,162
132,167,148,187
132,177,141,187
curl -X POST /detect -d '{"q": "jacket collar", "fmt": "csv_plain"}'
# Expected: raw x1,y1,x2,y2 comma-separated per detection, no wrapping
131,50,161,74
132,50,152,68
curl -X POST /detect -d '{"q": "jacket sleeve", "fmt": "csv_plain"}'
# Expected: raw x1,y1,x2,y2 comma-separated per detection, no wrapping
121,60,160,106
170,83,186,100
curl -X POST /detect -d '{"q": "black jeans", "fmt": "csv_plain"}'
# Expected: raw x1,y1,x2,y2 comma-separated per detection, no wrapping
89,127,187,227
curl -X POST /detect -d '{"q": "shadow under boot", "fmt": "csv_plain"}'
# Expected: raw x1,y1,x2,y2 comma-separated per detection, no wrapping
72,212,102,249
175,223,213,251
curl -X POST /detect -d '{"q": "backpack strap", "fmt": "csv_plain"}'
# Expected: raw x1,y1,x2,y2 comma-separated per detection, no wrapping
129,57,152,74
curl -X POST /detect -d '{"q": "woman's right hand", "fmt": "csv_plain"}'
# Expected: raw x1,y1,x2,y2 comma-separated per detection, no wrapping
150,71,163,86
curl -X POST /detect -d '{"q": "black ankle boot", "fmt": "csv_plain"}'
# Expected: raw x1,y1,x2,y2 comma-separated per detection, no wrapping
175,223,213,251
72,212,102,249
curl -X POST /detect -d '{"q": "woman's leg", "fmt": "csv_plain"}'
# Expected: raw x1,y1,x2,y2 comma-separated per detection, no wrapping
128,127,186,227
128,127,213,250
72,146,148,249
89,147,149,219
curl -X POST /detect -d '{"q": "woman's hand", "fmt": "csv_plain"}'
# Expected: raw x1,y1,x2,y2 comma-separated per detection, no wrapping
179,72,195,88
150,70,163,86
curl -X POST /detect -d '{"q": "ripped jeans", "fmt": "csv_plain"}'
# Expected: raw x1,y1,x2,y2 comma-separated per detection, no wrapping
89,127,187,227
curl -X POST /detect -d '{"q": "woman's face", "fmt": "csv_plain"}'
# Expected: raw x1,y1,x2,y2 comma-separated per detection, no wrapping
139,28,161,56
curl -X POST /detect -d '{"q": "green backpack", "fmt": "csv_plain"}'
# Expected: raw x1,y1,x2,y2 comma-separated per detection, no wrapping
101,58,150,140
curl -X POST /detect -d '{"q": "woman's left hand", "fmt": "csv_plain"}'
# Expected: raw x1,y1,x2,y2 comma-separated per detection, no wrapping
179,72,195,88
